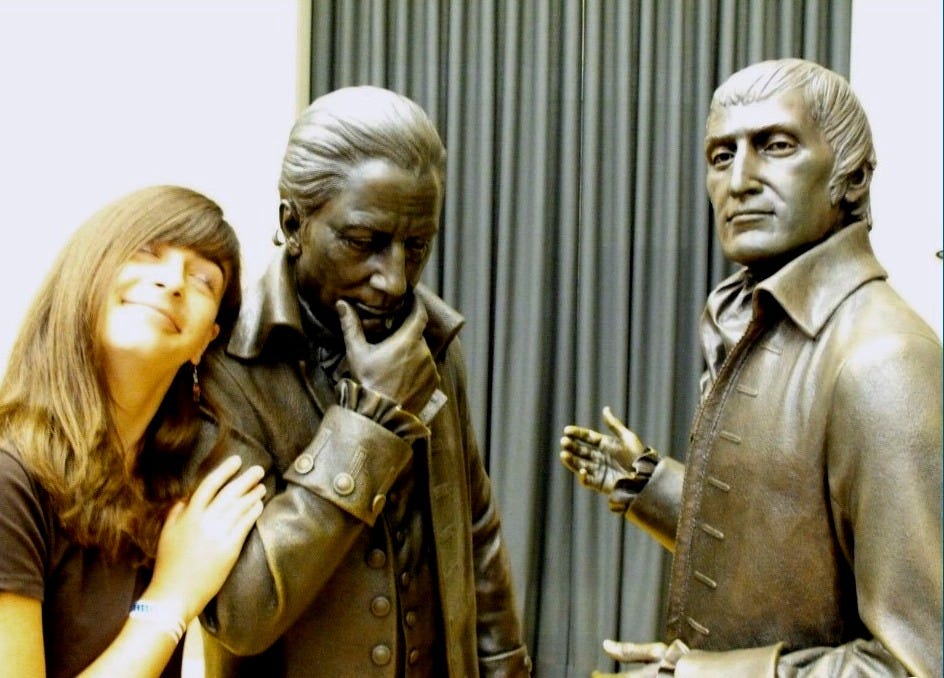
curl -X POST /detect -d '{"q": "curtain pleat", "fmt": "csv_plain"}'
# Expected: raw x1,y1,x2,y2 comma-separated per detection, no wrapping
305,2,850,675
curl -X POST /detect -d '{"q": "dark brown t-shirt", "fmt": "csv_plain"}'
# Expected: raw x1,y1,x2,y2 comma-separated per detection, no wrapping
0,448,183,677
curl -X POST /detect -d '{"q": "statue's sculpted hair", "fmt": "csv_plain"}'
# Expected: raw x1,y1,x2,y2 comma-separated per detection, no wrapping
278,86,446,218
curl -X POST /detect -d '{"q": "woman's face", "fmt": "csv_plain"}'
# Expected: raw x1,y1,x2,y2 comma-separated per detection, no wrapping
99,242,225,370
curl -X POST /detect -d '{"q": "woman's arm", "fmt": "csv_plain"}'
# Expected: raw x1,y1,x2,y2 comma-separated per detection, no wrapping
0,455,262,678
0,592,187,678
0,592,44,677
74,455,265,678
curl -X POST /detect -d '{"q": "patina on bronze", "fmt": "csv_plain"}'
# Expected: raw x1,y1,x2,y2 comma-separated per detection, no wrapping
560,58,942,677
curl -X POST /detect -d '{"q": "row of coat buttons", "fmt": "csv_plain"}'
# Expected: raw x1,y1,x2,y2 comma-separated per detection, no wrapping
364,557,416,619
365,549,419,667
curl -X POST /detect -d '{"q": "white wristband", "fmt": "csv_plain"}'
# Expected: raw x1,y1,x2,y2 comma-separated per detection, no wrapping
128,600,187,644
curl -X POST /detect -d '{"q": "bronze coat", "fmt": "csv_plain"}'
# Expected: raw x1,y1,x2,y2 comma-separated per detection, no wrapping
190,252,530,677
630,224,942,677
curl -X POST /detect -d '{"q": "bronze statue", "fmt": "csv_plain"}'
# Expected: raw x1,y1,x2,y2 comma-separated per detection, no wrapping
561,58,942,677
189,86,531,676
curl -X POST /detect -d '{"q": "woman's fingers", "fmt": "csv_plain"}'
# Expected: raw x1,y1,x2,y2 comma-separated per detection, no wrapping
189,455,243,507
229,486,265,537
208,464,265,505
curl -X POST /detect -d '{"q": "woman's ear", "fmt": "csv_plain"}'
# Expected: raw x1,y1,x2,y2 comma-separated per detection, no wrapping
191,324,220,365
279,199,303,257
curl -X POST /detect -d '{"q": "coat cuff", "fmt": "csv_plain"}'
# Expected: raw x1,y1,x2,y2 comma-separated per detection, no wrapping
479,645,532,677
626,457,685,551
674,643,781,678
282,405,412,526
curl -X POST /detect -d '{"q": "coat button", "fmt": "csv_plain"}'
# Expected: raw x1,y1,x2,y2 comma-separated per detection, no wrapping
400,571,411,588
332,472,354,495
371,494,386,514
293,453,314,474
408,649,420,665
371,644,391,666
370,596,391,617
367,549,386,568
404,610,417,627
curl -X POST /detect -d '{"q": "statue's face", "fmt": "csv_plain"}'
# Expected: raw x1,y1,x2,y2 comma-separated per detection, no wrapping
704,89,843,272
291,158,441,341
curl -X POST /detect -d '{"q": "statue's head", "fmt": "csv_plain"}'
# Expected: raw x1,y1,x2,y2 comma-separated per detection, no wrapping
708,58,875,227
276,86,446,340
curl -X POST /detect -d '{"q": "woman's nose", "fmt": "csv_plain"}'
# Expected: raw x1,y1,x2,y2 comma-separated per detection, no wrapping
152,253,186,294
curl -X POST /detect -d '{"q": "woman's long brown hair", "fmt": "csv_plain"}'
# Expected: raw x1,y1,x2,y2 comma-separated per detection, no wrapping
0,185,241,563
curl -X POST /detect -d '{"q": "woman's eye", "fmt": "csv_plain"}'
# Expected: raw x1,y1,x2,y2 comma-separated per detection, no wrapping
190,273,213,290
190,265,224,294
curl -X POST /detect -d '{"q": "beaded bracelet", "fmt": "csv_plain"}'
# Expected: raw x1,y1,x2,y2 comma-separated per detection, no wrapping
128,600,187,644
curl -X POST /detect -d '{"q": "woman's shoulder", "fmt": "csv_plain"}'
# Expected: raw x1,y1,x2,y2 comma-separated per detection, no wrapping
0,444,41,498
0,443,58,600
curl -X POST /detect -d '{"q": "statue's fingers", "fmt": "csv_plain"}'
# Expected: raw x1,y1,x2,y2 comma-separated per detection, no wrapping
602,639,667,664
563,425,604,446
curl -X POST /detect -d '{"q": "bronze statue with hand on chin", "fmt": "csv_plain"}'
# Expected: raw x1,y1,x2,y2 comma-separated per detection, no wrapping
190,86,531,678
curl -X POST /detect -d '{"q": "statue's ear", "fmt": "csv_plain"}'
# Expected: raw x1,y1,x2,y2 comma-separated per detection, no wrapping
841,167,870,206
279,199,302,256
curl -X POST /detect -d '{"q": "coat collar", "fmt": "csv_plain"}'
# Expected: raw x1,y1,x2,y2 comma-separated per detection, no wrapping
227,249,465,361
754,222,887,338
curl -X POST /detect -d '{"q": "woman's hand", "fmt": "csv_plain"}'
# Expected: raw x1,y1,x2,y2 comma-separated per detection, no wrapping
145,455,265,622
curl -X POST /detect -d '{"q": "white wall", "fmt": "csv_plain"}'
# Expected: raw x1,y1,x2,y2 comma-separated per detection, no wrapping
0,0,301,370
851,0,943,338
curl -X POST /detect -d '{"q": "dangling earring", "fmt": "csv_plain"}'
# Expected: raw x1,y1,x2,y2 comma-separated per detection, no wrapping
192,363,201,403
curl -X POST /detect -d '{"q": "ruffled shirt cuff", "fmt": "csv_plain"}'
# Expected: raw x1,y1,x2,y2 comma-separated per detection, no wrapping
336,378,431,444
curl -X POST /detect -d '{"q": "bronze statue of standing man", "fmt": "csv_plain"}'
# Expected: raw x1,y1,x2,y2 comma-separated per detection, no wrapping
191,86,531,677
561,58,942,677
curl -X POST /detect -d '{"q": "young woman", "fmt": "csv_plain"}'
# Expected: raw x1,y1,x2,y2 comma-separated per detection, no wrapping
0,185,265,677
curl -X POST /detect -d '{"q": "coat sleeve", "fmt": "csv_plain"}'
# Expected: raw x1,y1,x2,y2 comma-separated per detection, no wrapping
820,329,942,677
442,341,532,676
625,457,685,552
193,354,414,656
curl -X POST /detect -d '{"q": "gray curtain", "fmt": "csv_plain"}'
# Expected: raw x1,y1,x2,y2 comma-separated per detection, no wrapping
308,1,850,675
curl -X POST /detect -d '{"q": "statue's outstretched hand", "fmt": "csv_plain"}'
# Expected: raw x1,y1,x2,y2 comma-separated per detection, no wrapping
559,407,650,495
